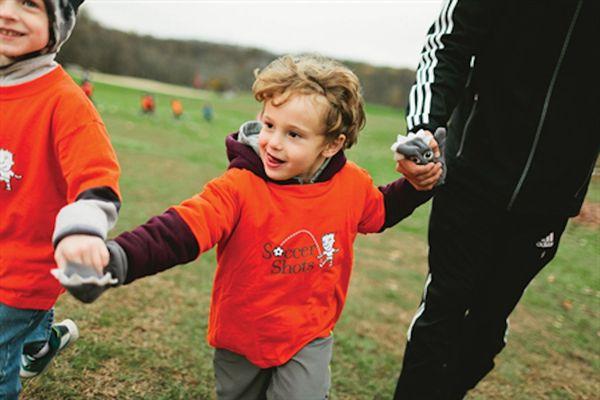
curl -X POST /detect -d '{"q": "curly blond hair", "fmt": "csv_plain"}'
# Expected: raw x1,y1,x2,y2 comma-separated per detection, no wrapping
252,55,365,148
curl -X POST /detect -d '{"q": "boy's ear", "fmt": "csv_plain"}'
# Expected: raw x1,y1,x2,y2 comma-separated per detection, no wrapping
322,134,346,158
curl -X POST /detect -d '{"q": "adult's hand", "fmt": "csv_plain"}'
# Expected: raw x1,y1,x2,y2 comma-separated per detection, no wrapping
396,130,442,191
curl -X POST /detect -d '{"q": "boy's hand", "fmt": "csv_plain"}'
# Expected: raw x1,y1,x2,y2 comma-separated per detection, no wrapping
52,240,128,304
396,159,443,191
55,234,109,275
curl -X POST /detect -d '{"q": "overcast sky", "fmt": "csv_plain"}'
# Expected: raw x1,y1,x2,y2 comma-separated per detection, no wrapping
83,0,444,69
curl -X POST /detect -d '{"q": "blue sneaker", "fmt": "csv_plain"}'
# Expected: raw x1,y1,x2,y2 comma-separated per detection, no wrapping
20,319,79,378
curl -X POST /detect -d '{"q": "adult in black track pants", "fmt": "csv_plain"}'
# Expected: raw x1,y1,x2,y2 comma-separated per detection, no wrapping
393,0,599,398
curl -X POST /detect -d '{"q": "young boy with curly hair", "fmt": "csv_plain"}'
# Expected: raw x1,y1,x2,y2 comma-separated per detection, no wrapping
0,0,121,397
60,54,440,399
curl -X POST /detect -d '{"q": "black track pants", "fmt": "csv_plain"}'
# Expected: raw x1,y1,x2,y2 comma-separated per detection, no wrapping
394,185,568,399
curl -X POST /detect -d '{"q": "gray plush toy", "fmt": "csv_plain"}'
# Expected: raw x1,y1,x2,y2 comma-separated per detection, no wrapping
391,127,447,186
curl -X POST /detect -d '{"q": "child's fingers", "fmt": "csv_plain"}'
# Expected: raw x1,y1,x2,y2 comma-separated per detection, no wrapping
419,170,442,188
99,244,110,267
421,163,442,180
57,243,83,266
82,246,103,272
409,162,439,181
90,245,109,273
396,159,442,190
88,250,102,272
81,250,95,269
74,243,89,266
54,251,67,270
411,164,443,190
396,159,435,177
430,162,443,178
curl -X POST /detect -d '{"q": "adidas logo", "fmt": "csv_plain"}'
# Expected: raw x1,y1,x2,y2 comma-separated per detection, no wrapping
536,232,554,248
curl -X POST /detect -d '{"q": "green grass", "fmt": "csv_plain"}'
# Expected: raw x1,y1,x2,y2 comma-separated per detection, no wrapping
21,76,599,399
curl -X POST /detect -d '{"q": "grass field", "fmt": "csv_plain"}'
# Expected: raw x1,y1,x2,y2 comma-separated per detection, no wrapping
21,74,599,399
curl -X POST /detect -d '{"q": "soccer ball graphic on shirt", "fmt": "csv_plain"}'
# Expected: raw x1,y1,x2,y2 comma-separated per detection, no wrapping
272,231,339,270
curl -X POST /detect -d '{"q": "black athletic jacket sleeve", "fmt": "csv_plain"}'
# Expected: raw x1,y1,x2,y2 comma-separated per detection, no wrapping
406,0,496,133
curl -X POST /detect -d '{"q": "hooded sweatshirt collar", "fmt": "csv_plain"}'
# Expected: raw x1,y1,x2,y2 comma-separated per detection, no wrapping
226,121,346,185
0,54,57,86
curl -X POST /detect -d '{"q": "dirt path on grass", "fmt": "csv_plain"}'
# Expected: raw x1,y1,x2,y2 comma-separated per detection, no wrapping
573,202,600,228
70,67,212,101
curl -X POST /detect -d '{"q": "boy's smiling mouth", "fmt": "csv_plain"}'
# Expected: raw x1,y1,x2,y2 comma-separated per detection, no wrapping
0,28,25,37
265,152,285,168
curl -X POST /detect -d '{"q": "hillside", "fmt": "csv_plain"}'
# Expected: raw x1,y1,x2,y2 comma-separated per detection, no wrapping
58,12,417,109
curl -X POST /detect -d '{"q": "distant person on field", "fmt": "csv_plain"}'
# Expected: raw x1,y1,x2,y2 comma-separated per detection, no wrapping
140,93,155,114
393,0,599,398
80,78,93,100
57,54,441,399
0,0,121,398
171,98,183,119
202,102,213,122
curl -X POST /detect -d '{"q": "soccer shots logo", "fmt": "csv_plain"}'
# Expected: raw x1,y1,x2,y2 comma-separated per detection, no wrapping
262,230,340,274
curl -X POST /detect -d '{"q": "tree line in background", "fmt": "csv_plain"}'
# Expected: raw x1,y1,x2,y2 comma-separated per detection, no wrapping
59,12,417,109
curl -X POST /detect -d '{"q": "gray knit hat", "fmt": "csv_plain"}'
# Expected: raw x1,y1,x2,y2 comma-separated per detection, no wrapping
43,0,84,54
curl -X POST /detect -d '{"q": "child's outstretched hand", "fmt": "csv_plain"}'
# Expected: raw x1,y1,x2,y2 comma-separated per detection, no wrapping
55,234,109,275
52,239,128,303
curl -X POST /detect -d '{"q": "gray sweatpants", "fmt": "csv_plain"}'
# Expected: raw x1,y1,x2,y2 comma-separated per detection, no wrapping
213,335,333,400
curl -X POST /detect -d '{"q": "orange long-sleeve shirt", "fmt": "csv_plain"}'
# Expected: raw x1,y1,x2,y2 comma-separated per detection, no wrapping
170,163,384,367
0,66,121,310
116,132,431,368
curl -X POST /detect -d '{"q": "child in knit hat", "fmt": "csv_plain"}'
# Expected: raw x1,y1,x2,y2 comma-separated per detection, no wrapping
0,1,121,397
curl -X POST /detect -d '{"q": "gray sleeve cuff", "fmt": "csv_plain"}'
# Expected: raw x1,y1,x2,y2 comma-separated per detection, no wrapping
52,199,119,247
